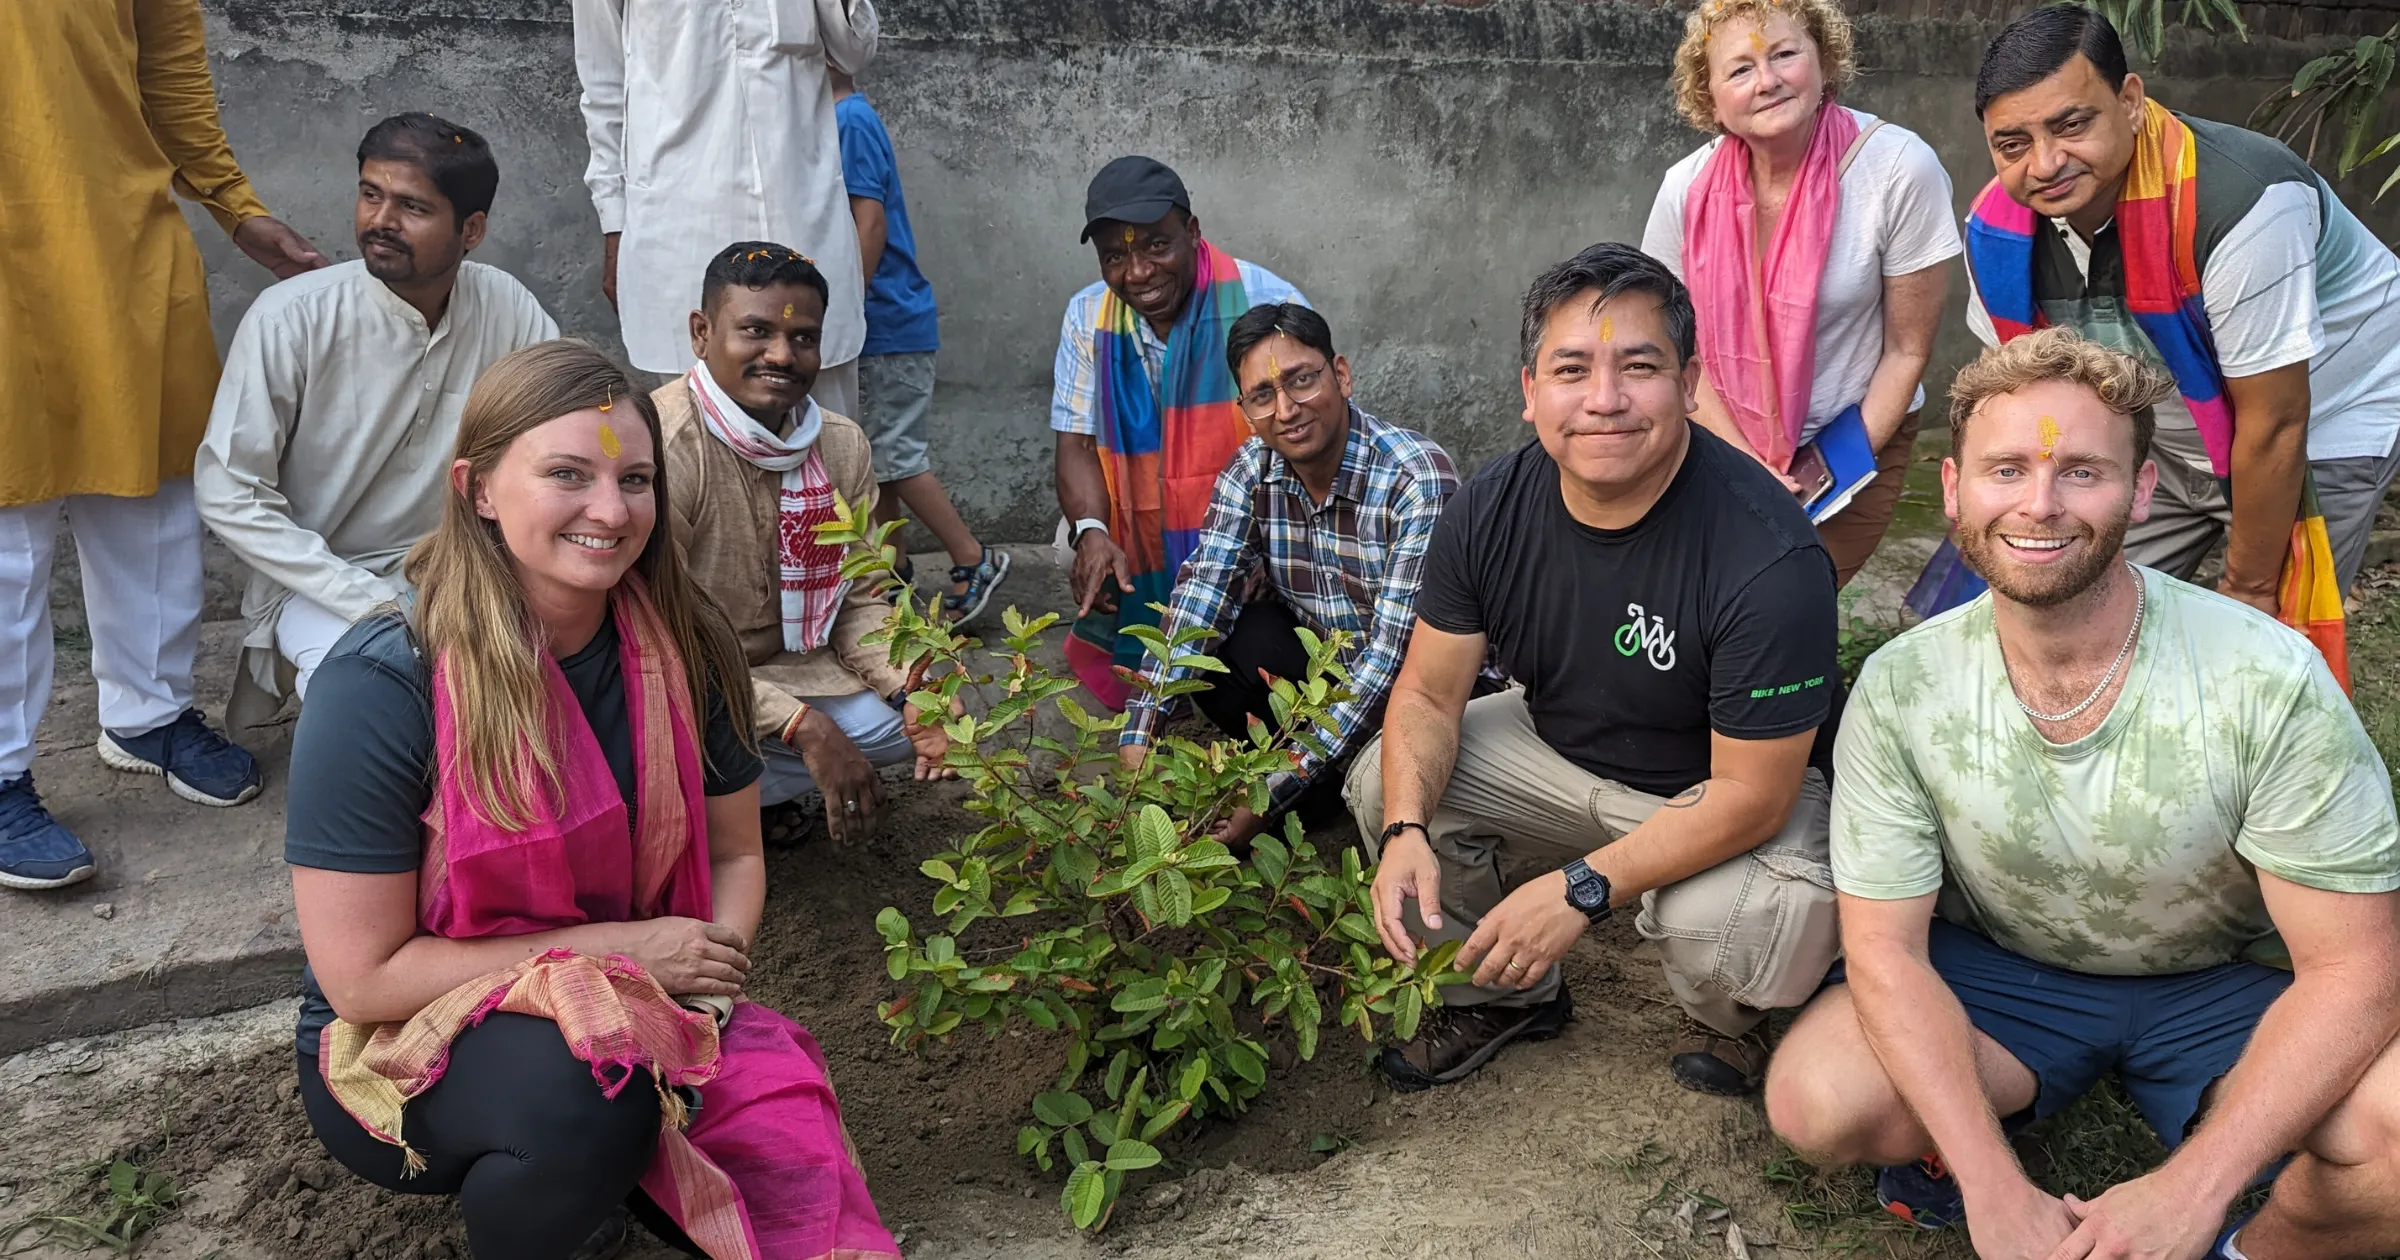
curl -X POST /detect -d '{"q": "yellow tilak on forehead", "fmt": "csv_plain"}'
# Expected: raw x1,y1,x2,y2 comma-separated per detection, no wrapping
598,421,623,460
783,303,795,319
1749,27,1766,50
1599,313,1615,342
2038,414,2060,460
1122,226,1138,246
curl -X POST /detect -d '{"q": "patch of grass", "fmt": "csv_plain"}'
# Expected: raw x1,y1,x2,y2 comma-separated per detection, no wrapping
1603,1138,1672,1183
2344,571,2400,794
0,1156,181,1254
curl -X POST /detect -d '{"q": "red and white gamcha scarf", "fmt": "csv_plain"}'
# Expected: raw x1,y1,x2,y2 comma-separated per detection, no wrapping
687,366,850,653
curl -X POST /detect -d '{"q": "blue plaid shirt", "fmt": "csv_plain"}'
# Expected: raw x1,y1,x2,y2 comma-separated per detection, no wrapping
1121,405,1461,809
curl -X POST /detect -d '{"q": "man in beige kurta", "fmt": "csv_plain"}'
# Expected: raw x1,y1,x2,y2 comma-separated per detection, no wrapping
658,243,938,844
0,0,326,890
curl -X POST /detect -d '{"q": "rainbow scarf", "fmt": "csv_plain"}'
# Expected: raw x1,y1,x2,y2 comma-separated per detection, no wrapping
1957,100,2348,686
1076,238,1252,669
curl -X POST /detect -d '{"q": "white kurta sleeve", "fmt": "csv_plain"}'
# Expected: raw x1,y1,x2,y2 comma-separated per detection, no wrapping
572,0,630,235
194,308,403,623
819,0,877,76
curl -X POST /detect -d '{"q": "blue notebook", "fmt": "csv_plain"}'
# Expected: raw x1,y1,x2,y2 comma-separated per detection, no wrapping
1794,404,1878,525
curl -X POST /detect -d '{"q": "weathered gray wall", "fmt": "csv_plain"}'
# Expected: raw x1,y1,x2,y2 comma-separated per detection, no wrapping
188,0,2393,545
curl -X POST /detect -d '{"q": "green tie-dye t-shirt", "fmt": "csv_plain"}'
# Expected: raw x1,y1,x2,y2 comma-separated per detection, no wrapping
1832,568,2400,974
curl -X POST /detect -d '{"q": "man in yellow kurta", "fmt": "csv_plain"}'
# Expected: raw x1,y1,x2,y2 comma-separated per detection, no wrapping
0,0,326,891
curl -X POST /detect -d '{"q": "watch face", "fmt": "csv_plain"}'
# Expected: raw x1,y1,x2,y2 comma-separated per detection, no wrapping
1567,871,1606,910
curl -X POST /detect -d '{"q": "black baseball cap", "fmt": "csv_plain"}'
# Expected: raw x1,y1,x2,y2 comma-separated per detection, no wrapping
1080,156,1191,242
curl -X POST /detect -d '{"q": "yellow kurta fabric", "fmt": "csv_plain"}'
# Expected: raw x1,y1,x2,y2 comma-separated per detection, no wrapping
0,0,270,507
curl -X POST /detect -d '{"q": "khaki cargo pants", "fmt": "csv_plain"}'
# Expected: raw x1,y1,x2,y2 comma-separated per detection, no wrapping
1345,689,1837,1037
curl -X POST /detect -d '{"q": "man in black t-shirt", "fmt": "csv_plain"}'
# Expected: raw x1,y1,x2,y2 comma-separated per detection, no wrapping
1351,244,1841,1097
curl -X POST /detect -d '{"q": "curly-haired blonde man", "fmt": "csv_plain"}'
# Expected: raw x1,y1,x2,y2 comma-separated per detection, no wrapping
1766,328,2400,1260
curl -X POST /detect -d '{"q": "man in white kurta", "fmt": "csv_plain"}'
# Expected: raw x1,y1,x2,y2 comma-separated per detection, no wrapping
196,115,557,728
572,0,878,414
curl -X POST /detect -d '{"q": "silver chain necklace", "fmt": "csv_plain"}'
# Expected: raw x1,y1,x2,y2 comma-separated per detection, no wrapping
2008,562,2145,725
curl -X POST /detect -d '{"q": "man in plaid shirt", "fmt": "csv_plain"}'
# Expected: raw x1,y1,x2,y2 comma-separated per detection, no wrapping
1117,304,1470,849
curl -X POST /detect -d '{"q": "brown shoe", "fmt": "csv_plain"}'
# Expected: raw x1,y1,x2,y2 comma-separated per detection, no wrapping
1378,990,1572,1092
1669,1016,1769,1096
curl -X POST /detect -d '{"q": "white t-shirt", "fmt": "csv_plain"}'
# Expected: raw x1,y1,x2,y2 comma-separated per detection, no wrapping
1966,174,2400,464
1644,109,1963,443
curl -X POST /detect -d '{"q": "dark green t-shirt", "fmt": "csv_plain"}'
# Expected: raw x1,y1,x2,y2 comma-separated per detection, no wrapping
285,611,761,1055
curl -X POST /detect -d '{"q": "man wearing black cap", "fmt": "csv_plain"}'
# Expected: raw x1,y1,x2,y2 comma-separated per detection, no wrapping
1050,155,1308,710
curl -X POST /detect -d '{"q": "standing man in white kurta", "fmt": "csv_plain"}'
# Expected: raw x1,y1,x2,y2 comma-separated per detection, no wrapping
572,0,878,416
196,115,557,728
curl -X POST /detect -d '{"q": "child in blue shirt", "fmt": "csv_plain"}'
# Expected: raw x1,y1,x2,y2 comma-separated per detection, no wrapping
832,64,1010,626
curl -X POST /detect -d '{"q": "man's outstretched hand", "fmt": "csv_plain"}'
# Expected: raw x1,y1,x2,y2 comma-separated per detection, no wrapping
1073,529,1134,617
1370,827,1443,966
233,216,328,280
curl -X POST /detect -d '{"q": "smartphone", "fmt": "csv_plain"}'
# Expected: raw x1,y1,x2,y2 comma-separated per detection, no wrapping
1787,443,1835,510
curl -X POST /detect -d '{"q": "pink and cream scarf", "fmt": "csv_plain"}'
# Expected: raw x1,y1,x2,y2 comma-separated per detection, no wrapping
688,366,850,653
1682,101,1859,473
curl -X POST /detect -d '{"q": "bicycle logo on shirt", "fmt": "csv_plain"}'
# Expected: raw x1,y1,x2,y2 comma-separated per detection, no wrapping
1613,603,1678,672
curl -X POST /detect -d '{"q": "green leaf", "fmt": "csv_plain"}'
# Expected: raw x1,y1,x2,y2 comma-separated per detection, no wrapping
1131,804,1179,860
1105,1140,1164,1171
1032,1091,1094,1127
107,1161,136,1202
1062,1125,1091,1168
1179,1052,1211,1101
1053,844,1100,891
1088,1111,1120,1147
1168,652,1227,675
1064,1161,1109,1229
919,858,960,884
1334,913,1380,946
1251,835,1290,887
1191,885,1232,916
1155,869,1195,927
874,907,909,944
925,935,957,966
1141,1100,1191,1141
1105,1048,1134,1100
884,949,909,981
1293,985,1323,1061
1393,984,1424,1043
1224,1041,1268,1085
925,1010,964,1036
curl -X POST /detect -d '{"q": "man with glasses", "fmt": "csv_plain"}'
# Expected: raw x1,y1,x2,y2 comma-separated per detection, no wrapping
1117,304,1468,850
1051,156,1308,711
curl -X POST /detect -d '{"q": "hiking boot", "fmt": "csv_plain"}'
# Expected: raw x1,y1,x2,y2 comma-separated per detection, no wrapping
1668,1016,1770,1096
568,1206,629,1260
1877,1155,1965,1230
0,775,96,891
97,709,261,808
942,545,1013,629
1378,989,1572,1092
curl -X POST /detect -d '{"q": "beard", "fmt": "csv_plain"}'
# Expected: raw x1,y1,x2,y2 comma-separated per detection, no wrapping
1954,510,2130,608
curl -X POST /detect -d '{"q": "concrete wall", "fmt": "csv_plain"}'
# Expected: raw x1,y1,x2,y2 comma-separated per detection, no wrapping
190,0,2391,546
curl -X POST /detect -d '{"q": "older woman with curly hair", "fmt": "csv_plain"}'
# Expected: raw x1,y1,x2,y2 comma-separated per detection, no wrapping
1643,0,1960,586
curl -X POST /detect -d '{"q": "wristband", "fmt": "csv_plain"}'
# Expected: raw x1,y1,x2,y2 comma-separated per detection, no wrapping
1380,820,1429,846
1071,517,1109,545
778,701,814,749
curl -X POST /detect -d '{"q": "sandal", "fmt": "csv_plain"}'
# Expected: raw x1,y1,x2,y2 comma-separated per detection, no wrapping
941,546,1013,628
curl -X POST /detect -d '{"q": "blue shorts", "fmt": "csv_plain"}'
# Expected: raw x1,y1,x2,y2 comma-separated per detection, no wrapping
1826,919,2291,1146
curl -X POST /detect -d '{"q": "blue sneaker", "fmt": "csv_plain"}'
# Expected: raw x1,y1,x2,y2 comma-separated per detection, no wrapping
97,709,261,808
942,546,1012,628
1877,1155,1965,1230
0,775,96,890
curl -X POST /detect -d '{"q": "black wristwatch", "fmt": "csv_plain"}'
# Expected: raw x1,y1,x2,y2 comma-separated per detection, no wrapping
1562,858,1612,924
1381,820,1429,847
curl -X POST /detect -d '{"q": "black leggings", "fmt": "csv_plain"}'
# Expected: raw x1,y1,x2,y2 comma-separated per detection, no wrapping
297,1013,703,1259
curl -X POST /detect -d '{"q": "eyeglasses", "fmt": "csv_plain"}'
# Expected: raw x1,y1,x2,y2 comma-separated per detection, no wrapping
1238,365,1329,421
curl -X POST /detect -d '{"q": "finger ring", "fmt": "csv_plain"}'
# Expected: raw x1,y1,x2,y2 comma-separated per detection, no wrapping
844,798,859,814
1504,961,1527,973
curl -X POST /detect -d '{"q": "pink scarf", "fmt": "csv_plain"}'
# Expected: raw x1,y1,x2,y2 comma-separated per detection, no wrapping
322,579,897,1260
1682,101,1858,472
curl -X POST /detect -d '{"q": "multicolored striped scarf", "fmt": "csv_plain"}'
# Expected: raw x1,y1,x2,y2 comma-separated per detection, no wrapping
318,579,896,1260
1076,239,1252,669
1956,99,2348,686
689,366,851,655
